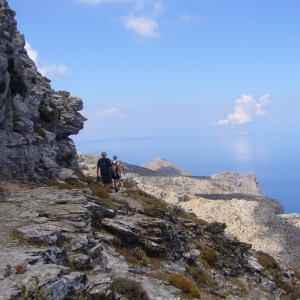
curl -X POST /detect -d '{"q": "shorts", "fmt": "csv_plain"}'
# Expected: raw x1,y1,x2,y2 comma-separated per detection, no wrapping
101,175,112,184
111,172,120,180
120,172,126,180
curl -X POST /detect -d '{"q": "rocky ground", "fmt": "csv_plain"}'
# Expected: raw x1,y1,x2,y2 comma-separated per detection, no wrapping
1,178,300,300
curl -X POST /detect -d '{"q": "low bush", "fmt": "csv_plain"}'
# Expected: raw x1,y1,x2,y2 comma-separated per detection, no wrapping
133,247,150,266
114,277,149,300
198,244,219,268
123,181,135,188
168,273,201,299
256,251,280,271
37,128,45,138
186,265,216,289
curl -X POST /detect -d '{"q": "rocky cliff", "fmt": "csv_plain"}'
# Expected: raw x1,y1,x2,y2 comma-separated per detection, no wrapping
0,0,86,181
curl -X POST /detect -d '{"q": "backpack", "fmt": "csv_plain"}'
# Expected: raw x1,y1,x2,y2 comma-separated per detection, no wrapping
111,160,119,173
99,159,110,176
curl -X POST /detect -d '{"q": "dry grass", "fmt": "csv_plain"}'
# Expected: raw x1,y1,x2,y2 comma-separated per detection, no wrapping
186,265,216,289
197,244,219,268
123,181,135,188
256,251,280,271
168,273,201,299
115,245,146,268
114,277,149,300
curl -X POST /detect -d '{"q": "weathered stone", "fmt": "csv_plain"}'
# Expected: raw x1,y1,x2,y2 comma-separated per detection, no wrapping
101,218,140,241
204,221,227,233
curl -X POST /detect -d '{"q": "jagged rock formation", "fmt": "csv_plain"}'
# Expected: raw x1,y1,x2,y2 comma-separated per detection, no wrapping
1,180,300,299
0,0,86,181
142,158,194,176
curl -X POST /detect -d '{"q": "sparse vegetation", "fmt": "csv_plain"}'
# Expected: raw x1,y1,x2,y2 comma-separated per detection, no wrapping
186,265,216,289
37,128,45,138
168,273,201,299
256,251,280,271
10,276,49,300
123,181,135,188
114,277,149,300
38,101,61,123
198,244,219,268
133,247,150,265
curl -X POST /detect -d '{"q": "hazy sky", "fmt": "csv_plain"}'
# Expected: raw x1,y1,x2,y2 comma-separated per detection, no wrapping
8,0,300,157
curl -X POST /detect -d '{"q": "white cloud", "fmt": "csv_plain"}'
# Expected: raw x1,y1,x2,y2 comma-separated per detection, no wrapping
84,107,126,119
25,42,38,64
122,15,159,37
214,94,271,125
180,14,207,24
77,0,162,38
38,64,68,78
24,42,68,80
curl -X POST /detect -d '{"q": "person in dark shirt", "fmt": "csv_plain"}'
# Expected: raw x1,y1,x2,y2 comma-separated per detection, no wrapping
97,151,112,191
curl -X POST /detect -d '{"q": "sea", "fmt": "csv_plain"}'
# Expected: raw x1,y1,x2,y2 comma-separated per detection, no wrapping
73,131,300,215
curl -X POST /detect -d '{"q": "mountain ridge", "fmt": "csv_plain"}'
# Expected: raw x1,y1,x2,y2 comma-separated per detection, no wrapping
142,157,194,176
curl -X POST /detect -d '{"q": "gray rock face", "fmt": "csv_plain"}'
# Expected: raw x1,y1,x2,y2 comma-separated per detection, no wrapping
0,1,86,181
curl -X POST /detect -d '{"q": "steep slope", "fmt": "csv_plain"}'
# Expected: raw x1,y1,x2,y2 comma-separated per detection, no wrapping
0,0,86,181
142,158,194,176
1,179,300,299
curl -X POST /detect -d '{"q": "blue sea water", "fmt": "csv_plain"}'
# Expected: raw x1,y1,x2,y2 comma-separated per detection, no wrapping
74,132,300,214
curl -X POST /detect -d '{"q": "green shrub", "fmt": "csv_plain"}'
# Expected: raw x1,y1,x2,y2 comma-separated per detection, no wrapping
133,247,150,265
38,102,61,123
114,277,149,300
37,128,45,138
168,273,201,298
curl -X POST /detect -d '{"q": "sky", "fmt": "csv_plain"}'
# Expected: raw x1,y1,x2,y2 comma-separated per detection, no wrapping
8,0,300,213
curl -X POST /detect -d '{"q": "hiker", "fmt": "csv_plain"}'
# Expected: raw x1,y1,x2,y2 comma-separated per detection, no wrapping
118,160,126,191
96,151,112,191
111,155,120,192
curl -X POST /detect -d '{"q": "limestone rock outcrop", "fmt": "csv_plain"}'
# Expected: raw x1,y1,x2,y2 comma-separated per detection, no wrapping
126,171,261,205
0,0,86,181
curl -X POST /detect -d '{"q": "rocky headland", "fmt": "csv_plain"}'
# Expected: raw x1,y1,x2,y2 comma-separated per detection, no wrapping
1,0,300,299
142,158,194,176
